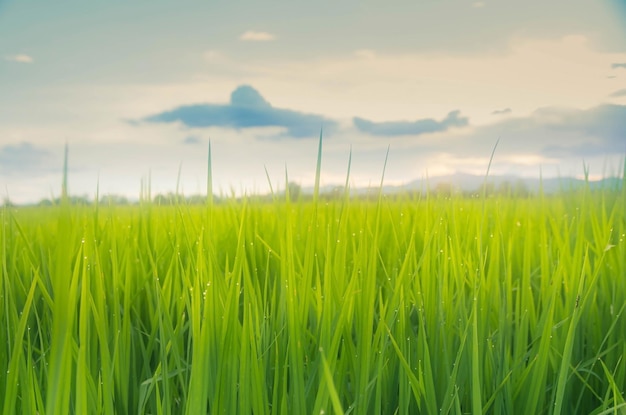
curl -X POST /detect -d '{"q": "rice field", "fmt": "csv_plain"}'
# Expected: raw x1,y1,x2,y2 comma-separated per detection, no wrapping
1,153,625,414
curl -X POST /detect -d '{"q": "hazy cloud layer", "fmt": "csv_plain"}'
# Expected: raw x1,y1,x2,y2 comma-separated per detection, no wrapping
183,136,201,145
239,31,276,41
546,104,626,148
612,63,626,69
0,142,50,175
146,85,336,138
353,110,469,136
492,108,512,115
461,104,626,159
610,89,626,98
4,54,33,63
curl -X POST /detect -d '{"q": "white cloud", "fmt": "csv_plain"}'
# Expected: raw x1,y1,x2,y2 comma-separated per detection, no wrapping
4,54,34,63
472,2,486,8
239,30,276,42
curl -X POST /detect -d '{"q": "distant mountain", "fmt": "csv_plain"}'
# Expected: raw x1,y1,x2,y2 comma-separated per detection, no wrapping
307,173,623,196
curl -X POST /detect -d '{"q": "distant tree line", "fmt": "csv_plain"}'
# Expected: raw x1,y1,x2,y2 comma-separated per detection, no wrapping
7,177,618,207
432,179,531,198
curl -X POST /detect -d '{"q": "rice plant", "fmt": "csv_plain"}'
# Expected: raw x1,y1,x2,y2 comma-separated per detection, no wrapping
0,146,624,414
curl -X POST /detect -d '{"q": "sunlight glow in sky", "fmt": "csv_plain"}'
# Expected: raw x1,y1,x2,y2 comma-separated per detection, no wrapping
1,0,625,203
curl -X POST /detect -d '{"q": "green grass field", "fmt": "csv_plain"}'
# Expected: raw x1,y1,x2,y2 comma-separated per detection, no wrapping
1,153,625,414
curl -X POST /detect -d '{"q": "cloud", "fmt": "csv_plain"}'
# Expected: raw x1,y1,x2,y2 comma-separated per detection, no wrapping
543,104,626,148
471,2,486,8
492,108,512,115
4,54,34,63
612,63,626,69
145,85,336,138
0,142,50,175
609,89,626,98
239,31,276,41
183,135,201,145
353,110,469,137
455,104,626,159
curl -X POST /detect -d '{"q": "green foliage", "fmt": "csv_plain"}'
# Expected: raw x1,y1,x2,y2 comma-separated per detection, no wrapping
0,179,625,414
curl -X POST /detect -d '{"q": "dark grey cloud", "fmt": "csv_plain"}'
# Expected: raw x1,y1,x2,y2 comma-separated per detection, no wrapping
492,108,512,115
612,63,626,69
353,110,468,136
145,85,337,138
609,89,626,98
0,142,51,176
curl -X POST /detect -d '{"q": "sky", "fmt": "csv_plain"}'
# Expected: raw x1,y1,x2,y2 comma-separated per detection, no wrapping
1,0,626,203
